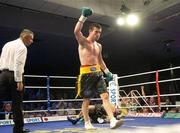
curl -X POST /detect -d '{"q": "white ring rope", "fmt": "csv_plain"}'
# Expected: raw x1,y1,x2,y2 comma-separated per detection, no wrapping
21,104,180,113
22,98,102,103
22,98,103,104
21,93,180,103
120,93,180,99
24,75,77,79
50,109,82,112
24,78,180,90
23,109,82,113
25,86,75,89
119,77,180,88
49,76,76,79
24,75,48,78
50,98,101,102
118,105,180,109
118,66,180,79
49,87,75,89
23,110,48,113
25,86,47,89
23,100,48,103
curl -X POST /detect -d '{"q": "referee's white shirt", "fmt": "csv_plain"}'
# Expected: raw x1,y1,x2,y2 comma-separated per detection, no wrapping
0,38,27,82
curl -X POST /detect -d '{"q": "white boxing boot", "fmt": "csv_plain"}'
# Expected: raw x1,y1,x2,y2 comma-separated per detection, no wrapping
110,117,123,129
85,120,96,130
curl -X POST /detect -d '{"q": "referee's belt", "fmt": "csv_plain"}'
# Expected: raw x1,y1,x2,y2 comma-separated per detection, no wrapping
2,69,14,72
80,65,101,74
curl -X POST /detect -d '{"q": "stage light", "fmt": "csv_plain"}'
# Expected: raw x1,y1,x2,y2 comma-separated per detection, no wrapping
116,17,125,26
126,14,139,26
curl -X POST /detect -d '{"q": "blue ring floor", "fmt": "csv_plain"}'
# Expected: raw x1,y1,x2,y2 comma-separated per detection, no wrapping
1,117,180,133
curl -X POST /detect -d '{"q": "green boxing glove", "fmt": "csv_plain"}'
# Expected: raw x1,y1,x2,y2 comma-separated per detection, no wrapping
104,68,113,82
79,7,93,23
81,7,93,17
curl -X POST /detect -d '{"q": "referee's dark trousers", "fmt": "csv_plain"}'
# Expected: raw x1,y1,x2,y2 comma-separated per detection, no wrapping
0,70,24,133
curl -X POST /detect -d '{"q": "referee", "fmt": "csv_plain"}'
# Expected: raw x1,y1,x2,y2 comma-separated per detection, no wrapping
0,29,34,133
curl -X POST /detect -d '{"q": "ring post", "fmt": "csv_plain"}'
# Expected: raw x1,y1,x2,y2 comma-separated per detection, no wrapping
156,71,161,112
47,76,51,112
108,74,119,107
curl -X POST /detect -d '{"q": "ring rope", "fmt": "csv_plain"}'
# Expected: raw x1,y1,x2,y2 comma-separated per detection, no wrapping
24,77,180,89
119,77,180,88
25,86,47,89
119,93,180,99
118,66,180,79
50,98,101,102
23,100,48,103
49,87,75,89
21,105,180,113
49,76,76,79
21,93,180,103
24,75,48,78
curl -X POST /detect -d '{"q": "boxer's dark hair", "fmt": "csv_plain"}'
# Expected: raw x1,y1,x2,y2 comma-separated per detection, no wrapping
89,23,102,30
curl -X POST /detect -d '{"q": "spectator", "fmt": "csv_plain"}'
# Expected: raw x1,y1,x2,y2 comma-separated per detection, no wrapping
67,102,76,115
0,102,13,120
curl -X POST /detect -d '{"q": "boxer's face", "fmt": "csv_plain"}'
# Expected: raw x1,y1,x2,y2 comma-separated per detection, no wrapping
90,27,102,41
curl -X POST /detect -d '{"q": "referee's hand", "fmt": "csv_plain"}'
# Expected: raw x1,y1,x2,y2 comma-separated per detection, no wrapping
17,82,24,91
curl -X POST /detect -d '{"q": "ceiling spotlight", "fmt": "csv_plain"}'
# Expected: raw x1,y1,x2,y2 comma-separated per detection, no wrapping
116,17,125,26
126,14,139,26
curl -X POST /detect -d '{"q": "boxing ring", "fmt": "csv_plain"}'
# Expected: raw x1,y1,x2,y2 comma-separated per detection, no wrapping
1,66,180,133
1,118,180,133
